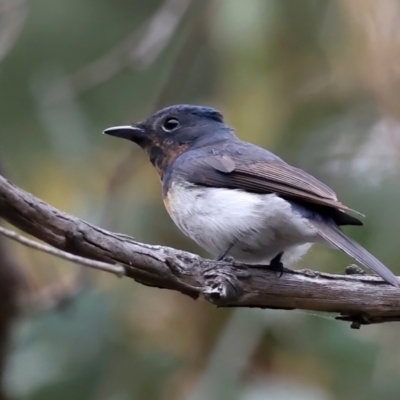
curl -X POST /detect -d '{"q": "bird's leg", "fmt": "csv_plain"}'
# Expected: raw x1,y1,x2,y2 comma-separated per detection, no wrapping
268,252,284,277
216,242,236,262
248,252,285,277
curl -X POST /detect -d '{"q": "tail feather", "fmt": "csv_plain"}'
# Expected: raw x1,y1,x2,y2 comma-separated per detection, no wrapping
309,219,399,287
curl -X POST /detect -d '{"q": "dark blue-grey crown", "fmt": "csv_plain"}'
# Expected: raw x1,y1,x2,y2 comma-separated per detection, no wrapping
153,104,224,123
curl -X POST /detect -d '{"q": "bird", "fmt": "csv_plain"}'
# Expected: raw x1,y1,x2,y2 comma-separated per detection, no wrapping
103,104,399,287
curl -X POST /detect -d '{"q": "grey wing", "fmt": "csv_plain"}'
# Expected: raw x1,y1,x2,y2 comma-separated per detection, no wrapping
182,153,362,222
232,161,345,209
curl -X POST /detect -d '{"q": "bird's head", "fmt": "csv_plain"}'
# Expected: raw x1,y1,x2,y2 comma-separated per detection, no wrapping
103,104,232,176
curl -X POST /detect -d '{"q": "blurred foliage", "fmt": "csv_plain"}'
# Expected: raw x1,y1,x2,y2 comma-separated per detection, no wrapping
2,0,400,399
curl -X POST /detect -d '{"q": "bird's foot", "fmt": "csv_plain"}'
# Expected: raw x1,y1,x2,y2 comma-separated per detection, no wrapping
345,264,366,275
248,252,285,278
216,253,235,263
216,242,236,262
268,252,284,277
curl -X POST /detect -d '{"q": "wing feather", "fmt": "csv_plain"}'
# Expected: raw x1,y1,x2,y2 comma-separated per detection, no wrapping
183,155,362,218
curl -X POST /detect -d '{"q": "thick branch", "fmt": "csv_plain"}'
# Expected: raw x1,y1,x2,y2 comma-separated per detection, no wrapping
0,174,399,327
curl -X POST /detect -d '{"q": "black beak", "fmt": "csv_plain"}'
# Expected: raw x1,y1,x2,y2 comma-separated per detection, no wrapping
103,125,144,142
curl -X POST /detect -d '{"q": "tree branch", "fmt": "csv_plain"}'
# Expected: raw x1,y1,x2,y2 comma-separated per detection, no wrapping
0,173,399,328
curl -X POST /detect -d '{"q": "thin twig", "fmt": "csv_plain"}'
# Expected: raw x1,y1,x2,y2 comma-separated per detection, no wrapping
0,225,125,278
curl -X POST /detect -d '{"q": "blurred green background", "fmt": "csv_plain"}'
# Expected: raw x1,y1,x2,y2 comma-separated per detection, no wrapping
1,0,400,399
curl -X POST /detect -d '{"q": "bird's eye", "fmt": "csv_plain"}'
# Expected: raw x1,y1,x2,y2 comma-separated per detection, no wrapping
162,118,180,132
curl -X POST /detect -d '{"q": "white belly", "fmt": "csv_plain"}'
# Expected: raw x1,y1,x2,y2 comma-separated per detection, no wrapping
164,181,319,265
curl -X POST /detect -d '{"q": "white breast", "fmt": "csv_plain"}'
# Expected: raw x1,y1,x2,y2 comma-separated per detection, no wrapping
164,181,318,265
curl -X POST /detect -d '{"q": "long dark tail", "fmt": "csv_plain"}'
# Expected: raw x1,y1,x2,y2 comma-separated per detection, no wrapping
309,219,399,287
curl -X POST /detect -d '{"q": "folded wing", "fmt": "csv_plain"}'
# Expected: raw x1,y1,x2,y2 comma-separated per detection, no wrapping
184,154,362,225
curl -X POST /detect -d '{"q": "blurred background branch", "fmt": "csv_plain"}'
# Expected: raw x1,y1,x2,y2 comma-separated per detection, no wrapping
43,0,192,103
0,163,25,400
0,0,28,63
0,2,29,397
